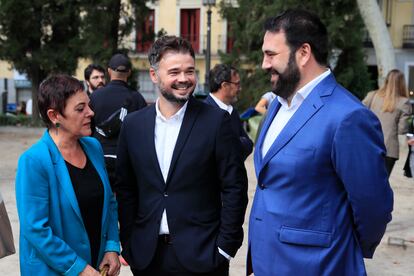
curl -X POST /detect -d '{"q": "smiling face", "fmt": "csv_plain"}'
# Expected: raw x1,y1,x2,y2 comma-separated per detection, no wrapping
150,51,196,104
262,31,301,100
52,90,94,138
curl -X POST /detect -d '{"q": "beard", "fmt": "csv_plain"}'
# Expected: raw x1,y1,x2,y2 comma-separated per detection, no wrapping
271,51,301,100
158,81,194,104
90,82,105,91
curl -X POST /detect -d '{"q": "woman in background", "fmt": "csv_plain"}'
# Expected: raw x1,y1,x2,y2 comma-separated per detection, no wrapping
16,74,120,276
363,69,412,177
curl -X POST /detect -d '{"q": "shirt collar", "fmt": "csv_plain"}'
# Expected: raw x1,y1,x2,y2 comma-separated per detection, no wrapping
277,69,331,109
155,98,188,122
209,93,233,114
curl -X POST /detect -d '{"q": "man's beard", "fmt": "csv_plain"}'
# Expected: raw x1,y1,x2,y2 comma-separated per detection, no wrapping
91,82,104,91
272,52,301,100
158,82,194,104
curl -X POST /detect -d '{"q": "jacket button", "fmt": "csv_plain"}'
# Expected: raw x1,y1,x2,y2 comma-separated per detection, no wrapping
164,192,168,197
259,184,265,190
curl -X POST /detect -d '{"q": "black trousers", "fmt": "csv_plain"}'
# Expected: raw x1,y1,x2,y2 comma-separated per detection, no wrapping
131,236,229,276
385,156,397,178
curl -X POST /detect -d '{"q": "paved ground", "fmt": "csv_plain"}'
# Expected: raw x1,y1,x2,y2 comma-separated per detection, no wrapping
0,126,413,275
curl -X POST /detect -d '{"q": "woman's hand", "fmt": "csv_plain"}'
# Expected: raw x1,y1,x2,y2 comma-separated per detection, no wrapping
99,252,121,276
79,264,100,276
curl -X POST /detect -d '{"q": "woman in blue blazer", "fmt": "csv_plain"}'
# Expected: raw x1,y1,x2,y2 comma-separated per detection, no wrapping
16,75,120,276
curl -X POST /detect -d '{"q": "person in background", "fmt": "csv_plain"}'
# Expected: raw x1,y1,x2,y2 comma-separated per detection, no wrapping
84,64,106,96
254,91,276,115
363,69,412,177
205,64,253,160
16,74,120,276
90,53,146,188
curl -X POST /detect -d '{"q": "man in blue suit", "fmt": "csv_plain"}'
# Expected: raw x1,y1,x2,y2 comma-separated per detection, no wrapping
248,9,393,276
204,64,253,160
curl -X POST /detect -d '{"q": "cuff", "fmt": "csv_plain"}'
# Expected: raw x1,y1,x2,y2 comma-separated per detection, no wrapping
105,240,121,254
63,256,87,276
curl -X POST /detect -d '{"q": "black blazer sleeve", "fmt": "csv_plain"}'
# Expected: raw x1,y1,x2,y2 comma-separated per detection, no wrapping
215,112,249,256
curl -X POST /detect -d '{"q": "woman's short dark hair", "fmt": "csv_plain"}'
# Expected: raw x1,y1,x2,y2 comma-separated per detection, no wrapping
148,35,195,71
38,74,84,128
264,9,328,66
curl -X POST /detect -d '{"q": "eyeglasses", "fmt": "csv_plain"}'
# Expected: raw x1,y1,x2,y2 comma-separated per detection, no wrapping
226,81,240,87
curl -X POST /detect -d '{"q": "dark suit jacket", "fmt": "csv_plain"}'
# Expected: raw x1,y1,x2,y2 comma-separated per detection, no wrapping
204,94,253,160
115,97,248,273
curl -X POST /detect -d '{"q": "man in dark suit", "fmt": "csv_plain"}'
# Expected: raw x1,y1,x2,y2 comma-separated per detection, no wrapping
116,36,248,275
204,64,253,160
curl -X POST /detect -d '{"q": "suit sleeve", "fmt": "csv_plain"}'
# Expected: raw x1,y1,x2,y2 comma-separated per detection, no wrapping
397,99,412,135
16,154,87,276
239,122,253,160
332,108,393,258
115,117,139,253
215,112,248,257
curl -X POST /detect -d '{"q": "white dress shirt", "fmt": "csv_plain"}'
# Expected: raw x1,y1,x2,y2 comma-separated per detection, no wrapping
261,69,331,157
155,99,188,234
209,93,233,114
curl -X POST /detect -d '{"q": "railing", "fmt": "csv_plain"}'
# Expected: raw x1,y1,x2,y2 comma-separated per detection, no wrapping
403,25,414,48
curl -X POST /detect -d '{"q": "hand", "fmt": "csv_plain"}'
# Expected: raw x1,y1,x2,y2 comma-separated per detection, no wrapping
408,139,414,146
79,264,100,276
99,252,121,276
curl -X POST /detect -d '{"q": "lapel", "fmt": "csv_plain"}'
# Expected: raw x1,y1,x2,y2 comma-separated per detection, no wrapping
42,131,83,221
254,99,281,177
144,105,165,189
166,97,200,185
205,94,219,108
256,74,337,175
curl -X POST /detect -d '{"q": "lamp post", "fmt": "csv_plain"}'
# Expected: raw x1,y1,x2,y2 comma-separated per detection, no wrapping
203,0,215,95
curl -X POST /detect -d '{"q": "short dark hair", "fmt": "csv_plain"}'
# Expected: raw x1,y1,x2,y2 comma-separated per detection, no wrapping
264,9,328,65
84,64,105,81
209,64,238,93
148,36,195,70
38,74,84,128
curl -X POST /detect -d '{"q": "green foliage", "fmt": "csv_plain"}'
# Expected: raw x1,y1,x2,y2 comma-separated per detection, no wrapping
0,115,42,126
219,0,374,109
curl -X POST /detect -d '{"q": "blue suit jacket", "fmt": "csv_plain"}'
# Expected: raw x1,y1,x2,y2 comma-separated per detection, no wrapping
249,74,393,276
16,131,120,276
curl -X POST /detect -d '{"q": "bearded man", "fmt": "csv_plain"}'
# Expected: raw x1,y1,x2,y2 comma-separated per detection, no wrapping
115,35,248,276
248,9,393,276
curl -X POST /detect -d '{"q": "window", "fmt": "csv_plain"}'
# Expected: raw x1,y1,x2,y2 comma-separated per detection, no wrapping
180,9,200,53
136,10,155,53
226,23,234,53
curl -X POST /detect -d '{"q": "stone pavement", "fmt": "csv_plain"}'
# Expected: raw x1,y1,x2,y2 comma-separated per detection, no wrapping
0,126,413,275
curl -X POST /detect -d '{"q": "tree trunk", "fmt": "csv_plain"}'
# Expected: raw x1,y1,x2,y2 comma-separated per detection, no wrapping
357,0,396,86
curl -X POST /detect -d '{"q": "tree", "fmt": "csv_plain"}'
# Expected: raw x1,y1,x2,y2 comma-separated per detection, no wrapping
0,0,83,123
220,0,374,110
356,0,395,86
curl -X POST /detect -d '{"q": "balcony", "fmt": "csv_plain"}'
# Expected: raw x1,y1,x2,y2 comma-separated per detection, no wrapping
403,25,414,48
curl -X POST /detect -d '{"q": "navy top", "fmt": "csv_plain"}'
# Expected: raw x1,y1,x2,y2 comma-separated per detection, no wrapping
65,157,104,268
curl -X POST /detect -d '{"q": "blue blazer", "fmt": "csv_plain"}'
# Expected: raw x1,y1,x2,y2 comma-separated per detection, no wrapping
16,131,120,276
248,74,393,276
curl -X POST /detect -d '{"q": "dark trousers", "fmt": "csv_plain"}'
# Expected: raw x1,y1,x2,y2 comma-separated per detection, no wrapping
131,236,229,276
385,156,397,178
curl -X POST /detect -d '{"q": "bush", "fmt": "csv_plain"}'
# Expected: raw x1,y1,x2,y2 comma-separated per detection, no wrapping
0,114,42,126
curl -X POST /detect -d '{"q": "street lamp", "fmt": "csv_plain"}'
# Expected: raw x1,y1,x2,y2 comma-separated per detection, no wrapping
203,0,215,95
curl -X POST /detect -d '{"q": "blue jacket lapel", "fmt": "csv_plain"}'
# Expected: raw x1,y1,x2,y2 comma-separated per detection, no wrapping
257,74,337,176
42,131,83,221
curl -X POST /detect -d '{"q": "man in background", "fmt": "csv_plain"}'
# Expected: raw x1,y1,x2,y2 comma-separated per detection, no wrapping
84,64,106,95
205,64,253,160
90,53,146,188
